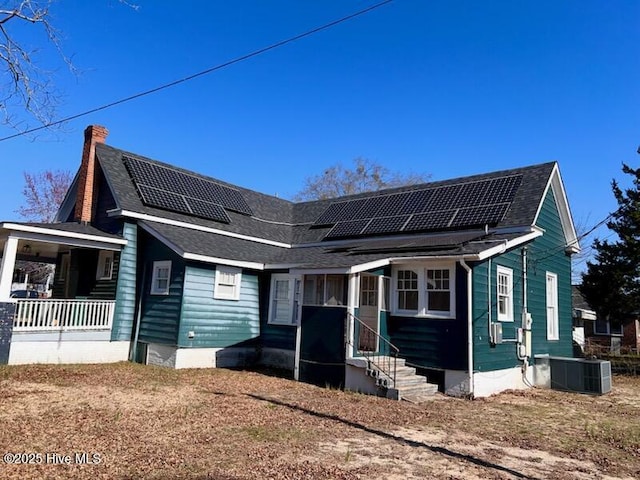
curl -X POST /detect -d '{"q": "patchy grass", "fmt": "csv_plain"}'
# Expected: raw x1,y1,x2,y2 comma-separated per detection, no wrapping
0,363,638,479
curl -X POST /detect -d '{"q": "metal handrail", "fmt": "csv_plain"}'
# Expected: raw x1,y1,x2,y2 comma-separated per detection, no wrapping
346,311,399,388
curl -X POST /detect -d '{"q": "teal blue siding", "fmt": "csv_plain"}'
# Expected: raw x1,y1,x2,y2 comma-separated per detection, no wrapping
260,273,296,351
112,222,137,341
472,187,573,372
137,233,184,345
178,265,260,348
529,188,573,359
472,252,524,372
387,264,468,371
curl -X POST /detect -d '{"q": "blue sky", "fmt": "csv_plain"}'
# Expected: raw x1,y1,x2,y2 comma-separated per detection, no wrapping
1,1,639,274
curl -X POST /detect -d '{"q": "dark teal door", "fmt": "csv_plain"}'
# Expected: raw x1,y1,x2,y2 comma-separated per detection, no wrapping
299,306,346,388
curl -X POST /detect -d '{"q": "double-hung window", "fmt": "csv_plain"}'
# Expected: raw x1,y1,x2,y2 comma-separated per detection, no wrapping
214,266,242,300
546,272,559,340
393,265,455,318
150,261,171,295
268,274,300,325
396,269,419,312
496,266,513,322
96,251,114,281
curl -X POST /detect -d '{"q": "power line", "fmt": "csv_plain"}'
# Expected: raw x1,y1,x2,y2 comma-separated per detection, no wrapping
0,0,395,143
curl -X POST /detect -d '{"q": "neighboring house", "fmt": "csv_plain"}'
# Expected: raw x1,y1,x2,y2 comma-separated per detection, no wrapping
0,125,581,398
573,285,640,354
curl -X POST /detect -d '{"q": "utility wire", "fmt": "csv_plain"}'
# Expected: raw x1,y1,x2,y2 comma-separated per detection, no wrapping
0,0,395,143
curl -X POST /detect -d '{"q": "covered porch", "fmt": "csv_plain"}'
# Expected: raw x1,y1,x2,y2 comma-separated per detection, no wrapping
0,222,129,364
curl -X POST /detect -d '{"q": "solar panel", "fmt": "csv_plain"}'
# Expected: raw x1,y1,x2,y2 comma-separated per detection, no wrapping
311,172,523,240
450,203,509,228
375,193,410,218
186,197,231,223
313,198,369,225
124,156,253,216
490,175,522,203
426,184,465,211
361,215,410,235
325,219,371,239
403,210,456,232
137,184,192,215
398,190,433,215
354,196,393,220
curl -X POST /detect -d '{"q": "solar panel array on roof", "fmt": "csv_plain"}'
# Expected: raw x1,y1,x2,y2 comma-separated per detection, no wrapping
314,174,522,239
123,155,252,223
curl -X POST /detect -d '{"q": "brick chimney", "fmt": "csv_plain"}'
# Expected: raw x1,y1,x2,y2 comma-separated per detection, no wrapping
74,125,108,224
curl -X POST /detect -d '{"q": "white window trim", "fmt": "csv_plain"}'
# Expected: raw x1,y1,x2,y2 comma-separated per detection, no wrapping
150,260,172,296
395,268,420,314
214,265,242,301
496,265,513,322
381,276,391,312
392,263,456,319
96,251,114,281
546,271,559,340
268,274,302,325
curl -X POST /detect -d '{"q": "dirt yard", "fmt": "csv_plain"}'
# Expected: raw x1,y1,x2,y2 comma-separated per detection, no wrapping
0,363,638,479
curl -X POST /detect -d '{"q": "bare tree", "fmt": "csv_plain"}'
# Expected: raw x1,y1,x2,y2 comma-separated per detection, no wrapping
0,1,138,131
0,0,74,129
293,157,430,201
14,168,72,293
17,169,73,222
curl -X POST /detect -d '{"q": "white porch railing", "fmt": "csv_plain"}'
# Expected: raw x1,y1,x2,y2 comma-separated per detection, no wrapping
13,299,115,332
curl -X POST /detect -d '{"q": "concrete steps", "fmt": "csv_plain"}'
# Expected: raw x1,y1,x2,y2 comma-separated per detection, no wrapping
364,356,439,402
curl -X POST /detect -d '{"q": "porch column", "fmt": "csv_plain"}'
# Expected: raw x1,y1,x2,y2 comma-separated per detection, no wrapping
0,236,18,300
346,273,359,359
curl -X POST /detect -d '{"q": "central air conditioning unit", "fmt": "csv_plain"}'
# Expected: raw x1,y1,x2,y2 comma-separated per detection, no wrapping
548,357,612,395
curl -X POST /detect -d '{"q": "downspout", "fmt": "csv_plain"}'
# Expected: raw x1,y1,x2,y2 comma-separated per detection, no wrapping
130,263,147,363
487,258,492,343
460,259,474,398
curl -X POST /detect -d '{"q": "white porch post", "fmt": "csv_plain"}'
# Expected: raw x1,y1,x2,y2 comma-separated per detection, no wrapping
0,236,18,300
346,273,359,359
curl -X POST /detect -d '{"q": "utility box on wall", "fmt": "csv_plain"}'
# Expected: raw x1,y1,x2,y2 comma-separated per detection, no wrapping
491,322,503,345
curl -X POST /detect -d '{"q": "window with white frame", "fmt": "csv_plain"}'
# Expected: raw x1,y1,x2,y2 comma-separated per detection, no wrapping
393,265,455,317
496,266,513,321
396,269,419,312
302,274,346,306
381,277,390,311
150,261,171,295
360,275,378,307
96,251,114,280
426,268,451,313
214,266,242,301
269,274,300,325
546,272,559,340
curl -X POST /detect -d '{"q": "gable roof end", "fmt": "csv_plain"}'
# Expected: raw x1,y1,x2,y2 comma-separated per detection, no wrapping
533,163,580,253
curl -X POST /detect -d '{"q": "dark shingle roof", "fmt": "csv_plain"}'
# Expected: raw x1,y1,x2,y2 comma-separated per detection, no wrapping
93,142,559,268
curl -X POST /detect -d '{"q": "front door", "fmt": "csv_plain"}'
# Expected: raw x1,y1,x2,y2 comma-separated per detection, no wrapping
358,274,379,352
